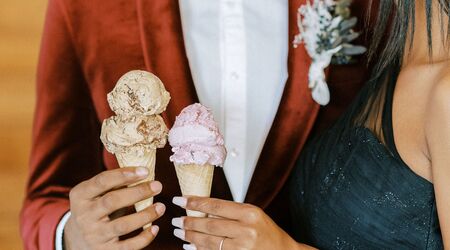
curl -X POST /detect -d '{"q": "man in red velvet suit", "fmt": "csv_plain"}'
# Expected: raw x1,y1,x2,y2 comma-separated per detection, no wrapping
20,0,369,249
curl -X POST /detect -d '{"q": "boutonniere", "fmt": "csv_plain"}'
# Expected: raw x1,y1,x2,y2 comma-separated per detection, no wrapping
293,0,366,106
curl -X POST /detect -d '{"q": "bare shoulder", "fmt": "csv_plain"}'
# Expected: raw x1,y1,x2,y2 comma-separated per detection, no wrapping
427,63,450,113
424,62,450,151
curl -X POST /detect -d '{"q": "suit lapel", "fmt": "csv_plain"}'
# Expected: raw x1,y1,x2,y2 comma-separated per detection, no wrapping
136,0,198,124
245,0,320,207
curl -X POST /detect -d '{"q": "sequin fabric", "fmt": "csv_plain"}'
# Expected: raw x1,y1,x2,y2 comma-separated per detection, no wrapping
290,127,442,249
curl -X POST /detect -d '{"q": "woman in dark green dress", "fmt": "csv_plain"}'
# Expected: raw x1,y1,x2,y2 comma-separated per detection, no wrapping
171,0,450,249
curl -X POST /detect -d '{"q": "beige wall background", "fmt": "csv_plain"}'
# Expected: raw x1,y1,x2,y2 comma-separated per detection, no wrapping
0,0,47,249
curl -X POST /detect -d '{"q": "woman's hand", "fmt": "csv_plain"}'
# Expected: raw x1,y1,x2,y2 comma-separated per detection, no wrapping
64,167,165,250
171,196,313,250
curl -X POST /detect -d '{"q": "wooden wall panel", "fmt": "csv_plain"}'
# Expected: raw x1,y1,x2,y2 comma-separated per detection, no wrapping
0,1,47,249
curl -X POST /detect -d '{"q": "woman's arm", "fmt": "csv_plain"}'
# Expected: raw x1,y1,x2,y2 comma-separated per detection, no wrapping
171,196,317,250
425,73,450,248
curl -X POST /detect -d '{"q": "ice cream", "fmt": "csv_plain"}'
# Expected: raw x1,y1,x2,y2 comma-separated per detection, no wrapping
168,103,226,217
169,103,226,166
100,70,170,229
101,115,167,156
107,70,171,117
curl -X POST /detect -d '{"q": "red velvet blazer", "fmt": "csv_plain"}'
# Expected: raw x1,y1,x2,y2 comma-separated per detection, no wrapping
20,0,369,249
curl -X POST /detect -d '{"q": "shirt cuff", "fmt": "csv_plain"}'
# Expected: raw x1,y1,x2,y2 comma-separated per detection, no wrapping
55,211,71,250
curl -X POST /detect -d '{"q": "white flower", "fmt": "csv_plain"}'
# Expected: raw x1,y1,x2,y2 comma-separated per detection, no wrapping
293,0,366,106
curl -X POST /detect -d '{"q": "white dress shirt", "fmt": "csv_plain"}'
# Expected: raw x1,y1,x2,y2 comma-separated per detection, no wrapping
56,0,288,248
179,0,288,202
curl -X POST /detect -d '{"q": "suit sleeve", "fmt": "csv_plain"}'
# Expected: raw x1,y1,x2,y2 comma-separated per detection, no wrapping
20,0,104,249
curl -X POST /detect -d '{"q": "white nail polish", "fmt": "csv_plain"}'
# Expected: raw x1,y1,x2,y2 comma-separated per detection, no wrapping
136,167,149,176
172,217,184,228
172,196,187,208
150,225,159,236
183,244,197,250
174,228,185,240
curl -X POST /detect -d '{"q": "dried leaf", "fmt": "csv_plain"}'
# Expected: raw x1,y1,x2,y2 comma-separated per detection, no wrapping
341,44,367,55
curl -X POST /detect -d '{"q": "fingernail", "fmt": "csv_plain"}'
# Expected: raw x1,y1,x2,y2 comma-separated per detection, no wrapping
171,217,184,228
136,167,149,177
155,203,166,215
151,225,159,236
123,170,135,178
173,228,185,240
172,196,187,208
150,181,162,192
183,244,197,250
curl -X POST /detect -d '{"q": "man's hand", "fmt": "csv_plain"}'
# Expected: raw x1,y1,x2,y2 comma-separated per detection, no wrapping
64,167,165,250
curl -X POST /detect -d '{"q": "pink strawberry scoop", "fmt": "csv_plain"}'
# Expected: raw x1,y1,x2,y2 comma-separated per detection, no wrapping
168,103,226,166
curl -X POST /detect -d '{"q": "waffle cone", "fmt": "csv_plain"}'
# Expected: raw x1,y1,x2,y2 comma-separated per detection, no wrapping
116,149,156,229
175,163,214,217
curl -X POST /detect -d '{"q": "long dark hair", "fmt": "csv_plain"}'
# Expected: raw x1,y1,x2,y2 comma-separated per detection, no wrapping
368,0,449,74
321,0,449,152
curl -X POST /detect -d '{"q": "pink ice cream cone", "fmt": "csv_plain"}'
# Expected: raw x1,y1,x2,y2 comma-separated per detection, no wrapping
168,103,227,217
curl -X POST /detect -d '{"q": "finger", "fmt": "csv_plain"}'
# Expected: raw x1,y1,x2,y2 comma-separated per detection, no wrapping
173,196,252,220
183,244,203,250
94,181,162,218
193,246,210,250
174,229,229,250
208,214,225,219
172,216,241,238
103,203,165,240
114,225,159,250
184,244,223,250
72,167,149,200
